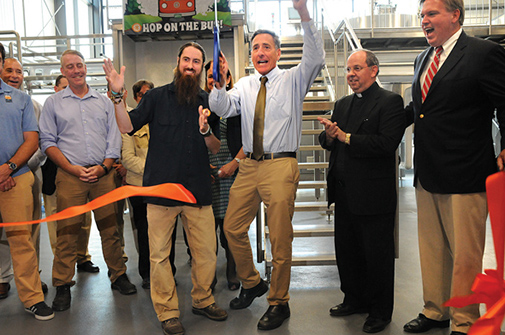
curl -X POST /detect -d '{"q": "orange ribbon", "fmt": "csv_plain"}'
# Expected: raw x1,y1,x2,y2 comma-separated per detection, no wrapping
0,183,196,228
444,171,505,335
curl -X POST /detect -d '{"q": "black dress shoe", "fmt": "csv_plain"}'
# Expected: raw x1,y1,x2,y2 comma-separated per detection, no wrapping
363,317,391,333
111,273,137,295
257,303,290,330
329,303,368,316
404,314,450,333
0,283,10,299
229,279,268,309
52,284,71,311
141,277,151,289
77,261,100,273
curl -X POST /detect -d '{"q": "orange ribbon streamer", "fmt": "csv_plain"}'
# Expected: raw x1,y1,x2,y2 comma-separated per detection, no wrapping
444,171,505,335
0,183,196,228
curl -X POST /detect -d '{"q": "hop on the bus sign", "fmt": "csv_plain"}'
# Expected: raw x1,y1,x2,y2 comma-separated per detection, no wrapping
124,0,232,36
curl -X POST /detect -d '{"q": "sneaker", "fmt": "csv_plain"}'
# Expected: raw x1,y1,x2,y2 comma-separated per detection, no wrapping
111,273,137,295
161,317,185,335
25,301,54,321
52,284,71,311
192,303,228,321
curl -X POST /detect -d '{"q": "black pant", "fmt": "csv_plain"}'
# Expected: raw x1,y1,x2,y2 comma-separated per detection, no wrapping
333,183,395,320
129,196,150,279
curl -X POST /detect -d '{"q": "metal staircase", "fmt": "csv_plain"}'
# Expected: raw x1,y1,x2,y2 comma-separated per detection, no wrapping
0,31,112,97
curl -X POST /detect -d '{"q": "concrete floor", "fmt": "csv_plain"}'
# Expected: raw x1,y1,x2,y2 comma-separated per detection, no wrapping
0,177,502,335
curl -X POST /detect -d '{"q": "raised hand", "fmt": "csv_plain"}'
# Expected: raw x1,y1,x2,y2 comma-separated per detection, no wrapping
103,58,125,93
292,0,310,21
199,106,210,133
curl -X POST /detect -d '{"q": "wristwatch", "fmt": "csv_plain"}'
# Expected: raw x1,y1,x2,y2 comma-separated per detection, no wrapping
345,133,351,145
100,163,109,174
6,161,17,171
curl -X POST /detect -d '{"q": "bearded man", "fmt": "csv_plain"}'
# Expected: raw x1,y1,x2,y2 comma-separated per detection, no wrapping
103,42,225,335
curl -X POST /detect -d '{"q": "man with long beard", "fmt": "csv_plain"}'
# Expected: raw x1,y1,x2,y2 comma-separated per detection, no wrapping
103,42,225,335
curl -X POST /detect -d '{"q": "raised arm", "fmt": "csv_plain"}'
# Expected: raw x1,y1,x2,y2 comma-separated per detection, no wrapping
103,58,133,133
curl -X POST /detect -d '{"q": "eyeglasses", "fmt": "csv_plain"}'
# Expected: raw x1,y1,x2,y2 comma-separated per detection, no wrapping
346,65,372,73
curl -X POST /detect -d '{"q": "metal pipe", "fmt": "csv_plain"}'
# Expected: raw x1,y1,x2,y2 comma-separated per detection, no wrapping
0,30,23,63
370,0,375,38
489,0,493,35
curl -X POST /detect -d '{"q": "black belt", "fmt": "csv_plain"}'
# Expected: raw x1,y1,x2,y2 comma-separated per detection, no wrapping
246,152,297,161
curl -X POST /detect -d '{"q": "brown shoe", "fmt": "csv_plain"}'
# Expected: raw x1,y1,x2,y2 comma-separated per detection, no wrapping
192,303,228,321
0,283,10,299
161,318,185,335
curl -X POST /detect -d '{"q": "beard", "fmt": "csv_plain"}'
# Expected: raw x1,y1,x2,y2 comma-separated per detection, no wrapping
174,67,202,106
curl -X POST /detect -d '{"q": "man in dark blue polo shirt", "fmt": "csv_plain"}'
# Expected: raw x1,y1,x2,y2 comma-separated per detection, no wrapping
103,42,226,335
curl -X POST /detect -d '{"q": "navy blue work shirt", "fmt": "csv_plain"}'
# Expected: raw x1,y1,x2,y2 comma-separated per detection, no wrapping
128,81,220,207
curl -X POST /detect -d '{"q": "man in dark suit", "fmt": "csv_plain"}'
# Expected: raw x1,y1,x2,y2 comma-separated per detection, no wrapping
318,49,405,333
403,1,505,334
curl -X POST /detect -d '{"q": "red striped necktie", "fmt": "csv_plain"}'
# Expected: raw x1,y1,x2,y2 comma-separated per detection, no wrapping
422,46,443,103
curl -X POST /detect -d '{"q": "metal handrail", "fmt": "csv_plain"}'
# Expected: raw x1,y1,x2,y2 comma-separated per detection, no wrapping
0,30,23,63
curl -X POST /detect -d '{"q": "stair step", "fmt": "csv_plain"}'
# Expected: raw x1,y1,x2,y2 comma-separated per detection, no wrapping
266,223,333,238
280,53,303,59
278,60,301,67
266,252,336,266
301,129,323,135
304,96,331,102
309,86,327,92
280,46,303,52
298,145,325,152
298,162,327,169
294,201,332,212
303,101,334,113
303,114,330,121
298,180,327,189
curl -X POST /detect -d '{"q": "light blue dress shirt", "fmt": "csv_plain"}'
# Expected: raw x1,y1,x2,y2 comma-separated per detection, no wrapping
0,79,38,177
39,85,121,166
209,20,325,154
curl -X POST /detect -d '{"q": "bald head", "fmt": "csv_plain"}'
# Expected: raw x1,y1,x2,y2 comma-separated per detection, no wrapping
1,58,24,89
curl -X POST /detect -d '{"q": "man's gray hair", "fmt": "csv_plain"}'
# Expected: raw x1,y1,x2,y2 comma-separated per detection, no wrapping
251,29,281,50
60,49,85,65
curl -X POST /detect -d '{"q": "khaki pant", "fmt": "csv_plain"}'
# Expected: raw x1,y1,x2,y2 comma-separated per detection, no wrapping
416,181,487,333
52,169,126,286
44,191,92,263
147,204,216,321
0,172,44,307
31,167,42,261
224,157,299,305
